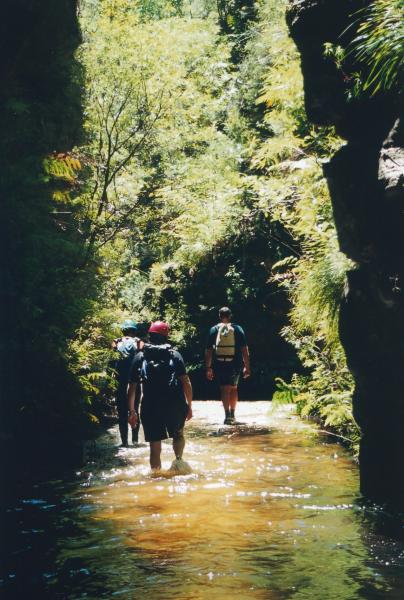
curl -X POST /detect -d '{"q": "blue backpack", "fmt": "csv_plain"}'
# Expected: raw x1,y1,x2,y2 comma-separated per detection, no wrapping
116,336,139,358
114,336,139,380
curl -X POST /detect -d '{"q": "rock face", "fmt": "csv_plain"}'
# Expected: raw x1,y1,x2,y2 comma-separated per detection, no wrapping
0,2,83,449
287,0,404,508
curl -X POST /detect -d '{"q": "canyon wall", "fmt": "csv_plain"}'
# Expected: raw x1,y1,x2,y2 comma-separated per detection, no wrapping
287,0,404,508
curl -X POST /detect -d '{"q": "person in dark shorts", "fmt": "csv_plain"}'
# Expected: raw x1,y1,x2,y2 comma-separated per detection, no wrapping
111,319,141,447
205,307,251,424
127,321,193,470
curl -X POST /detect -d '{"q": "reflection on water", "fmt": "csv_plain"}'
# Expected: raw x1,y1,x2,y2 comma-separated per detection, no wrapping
2,402,404,599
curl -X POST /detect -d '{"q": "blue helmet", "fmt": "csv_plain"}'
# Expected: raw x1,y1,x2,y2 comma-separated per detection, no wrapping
121,319,138,333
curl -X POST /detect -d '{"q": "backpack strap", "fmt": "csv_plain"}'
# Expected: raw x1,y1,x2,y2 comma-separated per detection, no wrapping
139,353,147,382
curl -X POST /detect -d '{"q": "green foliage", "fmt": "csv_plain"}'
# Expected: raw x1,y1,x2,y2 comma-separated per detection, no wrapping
278,342,359,452
75,0,291,399
78,4,242,265
2,0,370,459
289,241,351,344
43,154,82,181
74,0,359,435
348,0,404,95
67,303,125,413
272,377,296,405
323,42,346,71
136,0,185,20
324,1,404,98
232,1,359,444
216,0,259,62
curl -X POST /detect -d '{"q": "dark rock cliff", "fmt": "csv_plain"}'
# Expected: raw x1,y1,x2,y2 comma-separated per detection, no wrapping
287,0,404,508
0,1,86,474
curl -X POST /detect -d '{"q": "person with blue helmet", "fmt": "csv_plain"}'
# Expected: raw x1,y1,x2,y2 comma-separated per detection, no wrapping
112,319,142,447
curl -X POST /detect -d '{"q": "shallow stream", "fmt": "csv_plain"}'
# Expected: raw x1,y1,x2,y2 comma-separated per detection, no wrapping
3,401,404,599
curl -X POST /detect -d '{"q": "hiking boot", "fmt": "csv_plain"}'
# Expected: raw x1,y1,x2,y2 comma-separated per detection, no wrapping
228,409,236,424
224,415,234,425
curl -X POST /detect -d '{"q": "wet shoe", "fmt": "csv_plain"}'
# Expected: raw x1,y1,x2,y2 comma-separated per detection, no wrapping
224,416,234,425
170,458,192,474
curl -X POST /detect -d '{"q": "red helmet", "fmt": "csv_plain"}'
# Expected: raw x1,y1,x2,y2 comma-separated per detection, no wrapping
148,321,169,337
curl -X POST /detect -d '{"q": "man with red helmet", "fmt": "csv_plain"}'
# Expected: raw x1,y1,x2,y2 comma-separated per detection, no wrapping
127,321,193,470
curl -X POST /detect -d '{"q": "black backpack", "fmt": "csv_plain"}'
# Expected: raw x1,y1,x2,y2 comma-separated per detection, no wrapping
140,344,178,392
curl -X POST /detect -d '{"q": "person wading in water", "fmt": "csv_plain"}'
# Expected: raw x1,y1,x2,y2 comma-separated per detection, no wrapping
205,307,251,424
127,321,193,470
111,319,142,447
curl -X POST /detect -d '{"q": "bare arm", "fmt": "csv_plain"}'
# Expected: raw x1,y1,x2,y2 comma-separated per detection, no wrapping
205,348,214,381
180,374,193,420
127,382,138,427
241,346,251,378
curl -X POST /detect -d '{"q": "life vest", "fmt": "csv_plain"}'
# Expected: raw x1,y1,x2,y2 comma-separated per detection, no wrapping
215,323,236,361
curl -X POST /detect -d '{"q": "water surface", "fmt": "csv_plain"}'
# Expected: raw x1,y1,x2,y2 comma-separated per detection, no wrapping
3,401,404,599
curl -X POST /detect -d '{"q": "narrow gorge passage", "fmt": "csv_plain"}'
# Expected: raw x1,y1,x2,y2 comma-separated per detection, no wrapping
2,0,404,598
3,402,404,599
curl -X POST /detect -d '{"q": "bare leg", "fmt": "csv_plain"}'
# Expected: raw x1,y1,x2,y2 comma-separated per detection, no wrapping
149,441,162,469
173,432,185,460
220,385,231,411
131,424,140,444
117,391,129,446
229,385,238,410
132,392,141,444
221,385,233,423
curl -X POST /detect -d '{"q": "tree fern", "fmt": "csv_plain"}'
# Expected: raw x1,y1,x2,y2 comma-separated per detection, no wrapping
43,153,82,181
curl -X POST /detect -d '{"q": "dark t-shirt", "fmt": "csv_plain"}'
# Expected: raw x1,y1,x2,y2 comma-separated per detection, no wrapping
206,323,247,368
129,346,186,407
